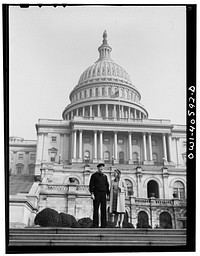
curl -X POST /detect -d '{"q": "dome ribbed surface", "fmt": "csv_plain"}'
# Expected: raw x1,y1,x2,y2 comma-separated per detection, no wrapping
78,60,132,86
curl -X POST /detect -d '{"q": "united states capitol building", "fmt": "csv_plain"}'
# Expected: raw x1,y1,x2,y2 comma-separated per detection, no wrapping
9,31,186,229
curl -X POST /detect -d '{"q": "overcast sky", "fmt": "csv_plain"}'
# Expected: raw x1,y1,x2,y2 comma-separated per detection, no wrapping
9,5,186,140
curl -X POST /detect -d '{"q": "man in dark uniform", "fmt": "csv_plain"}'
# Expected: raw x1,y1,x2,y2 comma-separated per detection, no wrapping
89,163,110,228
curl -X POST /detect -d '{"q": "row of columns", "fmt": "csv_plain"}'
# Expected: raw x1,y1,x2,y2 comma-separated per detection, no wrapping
72,130,173,163
66,104,146,120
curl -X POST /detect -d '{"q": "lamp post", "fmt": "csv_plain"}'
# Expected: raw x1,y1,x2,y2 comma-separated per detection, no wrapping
137,156,140,165
111,156,114,166
163,157,165,166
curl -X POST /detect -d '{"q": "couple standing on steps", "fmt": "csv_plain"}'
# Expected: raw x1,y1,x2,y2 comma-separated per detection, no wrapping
89,163,127,228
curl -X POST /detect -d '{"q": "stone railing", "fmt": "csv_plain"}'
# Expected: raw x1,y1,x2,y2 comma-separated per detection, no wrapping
76,185,90,194
73,116,171,125
134,198,186,207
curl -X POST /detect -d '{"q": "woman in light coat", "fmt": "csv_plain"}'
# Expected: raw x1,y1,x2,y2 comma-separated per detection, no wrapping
109,169,127,228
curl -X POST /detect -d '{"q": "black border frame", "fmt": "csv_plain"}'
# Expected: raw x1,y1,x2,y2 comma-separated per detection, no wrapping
3,3,196,253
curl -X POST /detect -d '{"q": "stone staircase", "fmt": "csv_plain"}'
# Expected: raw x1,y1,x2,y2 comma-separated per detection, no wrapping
9,228,186,247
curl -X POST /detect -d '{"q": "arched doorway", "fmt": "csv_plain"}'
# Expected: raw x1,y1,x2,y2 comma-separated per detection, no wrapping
147,180,159,198
159,212,172,228
137,211,149,228
119,151,124,164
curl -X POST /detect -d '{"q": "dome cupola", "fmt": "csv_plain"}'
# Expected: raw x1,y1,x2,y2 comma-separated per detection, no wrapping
62,31,148,120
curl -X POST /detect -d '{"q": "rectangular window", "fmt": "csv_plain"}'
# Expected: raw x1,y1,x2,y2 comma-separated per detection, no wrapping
50,157,55,162
132,139,138,145
84,137,91,143
52,136,57,142
118,139,124,144
18,153,24,159
96,88,98,96
104,138,110,144
17,166,23,175
90,89,92,97
30,153,35,160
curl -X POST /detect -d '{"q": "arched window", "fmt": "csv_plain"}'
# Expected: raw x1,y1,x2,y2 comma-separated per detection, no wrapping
152,153,158,162
125,179,133,196
147,180,159,198
96,88,98,97
28,164,35,175
137,211,149,228
108,87,111,96
132,152,139,163
119,151,124,164
104,151,110,163
102,87,105,96
48,147,58,162
84,150,90,162
69,177,79,184
173,181,185,199
16,163,24,175
159,212,172,229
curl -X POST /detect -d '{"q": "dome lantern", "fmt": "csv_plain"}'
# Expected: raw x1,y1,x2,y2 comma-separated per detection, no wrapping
97,30,112,61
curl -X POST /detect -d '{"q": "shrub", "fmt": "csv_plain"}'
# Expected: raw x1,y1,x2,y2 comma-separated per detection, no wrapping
59,212,72,227
69,214,81,228
78,217,93,228
34,208,60,227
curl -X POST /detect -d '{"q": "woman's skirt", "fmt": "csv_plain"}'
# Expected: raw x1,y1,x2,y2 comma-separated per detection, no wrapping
112,191,118,213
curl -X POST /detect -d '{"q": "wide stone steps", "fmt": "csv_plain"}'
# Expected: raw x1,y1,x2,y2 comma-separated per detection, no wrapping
9,228,186,247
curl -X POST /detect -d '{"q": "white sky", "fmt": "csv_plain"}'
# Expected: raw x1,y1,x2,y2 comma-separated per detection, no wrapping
9,5,186,140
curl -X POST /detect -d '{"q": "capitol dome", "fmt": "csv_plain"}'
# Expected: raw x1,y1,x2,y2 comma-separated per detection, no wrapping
62,31,148,120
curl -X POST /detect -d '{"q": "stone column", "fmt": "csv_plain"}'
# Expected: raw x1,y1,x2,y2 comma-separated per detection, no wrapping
82,107,85,116
114,131,118,163
119,105,121,118
142,133,147,162
71,111,74,118
136,166,142,198
97,104,100,117
93,130,98,162
128,107,131,119
76,109,78,116
72,130,77,161
99,130,103,161
148,133,153,162
167,133,173,162
59,134,64,163
162,133,167,162
139,111,142,119
90,105,92,117
78,130,83,162
175,138,181,166
25,152,29,175
105,104,108,118
36,132,44,162
134,109,137,119
62,133,67,163
42,132,49,162
162,167,169,199
113,105,116,118
121,106,124,118
128,132,133,163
